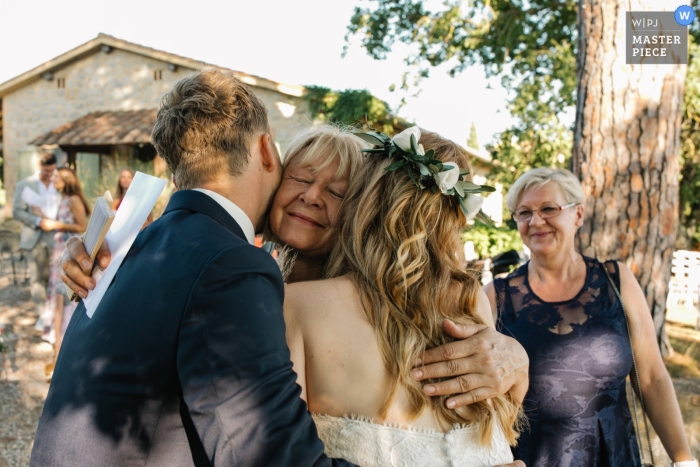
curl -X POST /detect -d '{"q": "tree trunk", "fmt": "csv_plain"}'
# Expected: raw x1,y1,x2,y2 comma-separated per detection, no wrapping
572,0,686,355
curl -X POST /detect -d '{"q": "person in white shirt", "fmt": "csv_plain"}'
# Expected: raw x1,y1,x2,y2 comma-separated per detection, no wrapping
12,151,59,326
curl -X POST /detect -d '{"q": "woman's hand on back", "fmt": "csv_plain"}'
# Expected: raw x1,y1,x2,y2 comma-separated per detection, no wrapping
411,320,529,407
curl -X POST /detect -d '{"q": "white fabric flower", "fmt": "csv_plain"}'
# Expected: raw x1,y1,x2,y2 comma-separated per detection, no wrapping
435,163,460,194
417,144,425,156
464,194,485,220
392,126,421,152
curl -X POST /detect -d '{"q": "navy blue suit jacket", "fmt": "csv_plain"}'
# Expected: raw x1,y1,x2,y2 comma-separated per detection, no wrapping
30,190,354,467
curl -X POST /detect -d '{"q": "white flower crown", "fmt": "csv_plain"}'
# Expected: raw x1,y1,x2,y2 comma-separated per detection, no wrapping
353,126,495,222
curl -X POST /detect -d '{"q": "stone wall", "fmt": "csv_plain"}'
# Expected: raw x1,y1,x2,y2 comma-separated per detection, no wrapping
2,48,309,217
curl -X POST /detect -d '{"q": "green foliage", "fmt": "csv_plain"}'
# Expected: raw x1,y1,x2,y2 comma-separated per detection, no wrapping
346,0,700,247
467,122,480,150
679,41,700,249
346,0,577,193
304,85,408,135
461,223,523,259
487,114,572,189
346,0,578,120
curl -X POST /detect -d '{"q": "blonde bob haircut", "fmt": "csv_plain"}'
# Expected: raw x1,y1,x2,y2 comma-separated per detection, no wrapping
326,131,522,446
506,167,586,212
282,124,368,182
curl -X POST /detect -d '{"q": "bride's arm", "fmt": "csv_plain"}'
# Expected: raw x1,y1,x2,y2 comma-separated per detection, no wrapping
283,284,308,403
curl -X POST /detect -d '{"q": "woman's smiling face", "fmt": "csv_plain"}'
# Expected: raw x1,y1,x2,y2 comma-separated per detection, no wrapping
269,151,348,257
515,183,583,257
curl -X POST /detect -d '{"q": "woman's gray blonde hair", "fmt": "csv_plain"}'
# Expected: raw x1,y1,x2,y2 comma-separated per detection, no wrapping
506,167,586,211
282,124,368,182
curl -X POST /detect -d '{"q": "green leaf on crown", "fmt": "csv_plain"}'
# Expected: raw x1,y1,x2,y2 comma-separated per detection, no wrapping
410,133,419,154
385,160,406,171
456,181,482,192
353,132,386,146
475,210,494,226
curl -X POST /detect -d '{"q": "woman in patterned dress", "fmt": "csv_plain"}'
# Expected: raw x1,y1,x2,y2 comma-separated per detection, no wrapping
484,168,694,466
43,167,90,359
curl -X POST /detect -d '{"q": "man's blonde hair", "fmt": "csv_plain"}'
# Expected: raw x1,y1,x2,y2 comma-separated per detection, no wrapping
152,68,270,189
506,167,585,211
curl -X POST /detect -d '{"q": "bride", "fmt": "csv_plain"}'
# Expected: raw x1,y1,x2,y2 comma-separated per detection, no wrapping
284,127,524,466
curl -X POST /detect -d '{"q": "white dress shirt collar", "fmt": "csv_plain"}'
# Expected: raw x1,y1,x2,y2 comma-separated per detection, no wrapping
192,188,255,245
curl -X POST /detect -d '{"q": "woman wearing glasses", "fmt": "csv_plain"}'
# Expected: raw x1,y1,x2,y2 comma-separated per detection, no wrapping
483,168,695,467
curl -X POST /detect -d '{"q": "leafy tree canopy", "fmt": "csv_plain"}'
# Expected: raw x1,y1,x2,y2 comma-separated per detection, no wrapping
346,0,577,188
346,0,700,248
303,85,408,135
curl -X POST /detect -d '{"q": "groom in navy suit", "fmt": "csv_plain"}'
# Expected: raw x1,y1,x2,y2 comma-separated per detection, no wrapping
30,69,356,467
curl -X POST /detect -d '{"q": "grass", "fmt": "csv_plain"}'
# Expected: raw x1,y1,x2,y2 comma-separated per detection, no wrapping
665,322,700,378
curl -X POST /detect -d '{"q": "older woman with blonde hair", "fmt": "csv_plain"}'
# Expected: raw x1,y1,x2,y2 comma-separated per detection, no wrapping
485,167,695,466
265,124,366,283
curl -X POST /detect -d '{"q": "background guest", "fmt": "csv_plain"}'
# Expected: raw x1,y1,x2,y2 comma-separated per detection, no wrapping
12,152,59,329
113,168,134,210
485,167,695,466
113,167,153,227
42,168,89,363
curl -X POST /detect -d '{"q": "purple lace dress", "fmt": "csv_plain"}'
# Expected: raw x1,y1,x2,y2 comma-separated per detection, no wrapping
495,257,641,467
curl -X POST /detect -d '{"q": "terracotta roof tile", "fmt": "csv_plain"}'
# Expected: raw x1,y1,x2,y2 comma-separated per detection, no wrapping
31,109,157,146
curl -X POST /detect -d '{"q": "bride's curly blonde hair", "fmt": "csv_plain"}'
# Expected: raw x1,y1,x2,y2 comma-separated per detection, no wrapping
326,131,522,446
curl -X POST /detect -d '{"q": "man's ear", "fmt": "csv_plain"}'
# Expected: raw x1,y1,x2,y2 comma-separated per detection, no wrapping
259,133,280,174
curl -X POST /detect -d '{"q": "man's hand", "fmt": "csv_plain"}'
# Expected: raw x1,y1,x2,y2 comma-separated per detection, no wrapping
411,319,529,408
59,236,112,299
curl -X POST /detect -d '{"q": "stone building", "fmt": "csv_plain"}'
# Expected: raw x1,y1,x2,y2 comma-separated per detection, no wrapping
0,33,309,216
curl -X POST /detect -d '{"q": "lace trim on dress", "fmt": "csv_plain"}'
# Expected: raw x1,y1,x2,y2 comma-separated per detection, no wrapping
311,412,483,435
311,412,514,467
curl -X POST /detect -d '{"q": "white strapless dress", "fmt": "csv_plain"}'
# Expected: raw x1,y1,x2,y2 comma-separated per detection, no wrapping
312,413,514,467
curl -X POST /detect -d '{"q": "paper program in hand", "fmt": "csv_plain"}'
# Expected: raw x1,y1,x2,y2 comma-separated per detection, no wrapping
83,172,167,317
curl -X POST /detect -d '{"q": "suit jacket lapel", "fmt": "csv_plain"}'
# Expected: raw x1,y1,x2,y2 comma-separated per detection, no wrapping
163,190,247,241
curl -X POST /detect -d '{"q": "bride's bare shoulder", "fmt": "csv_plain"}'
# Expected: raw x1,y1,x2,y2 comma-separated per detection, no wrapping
284,275,356,318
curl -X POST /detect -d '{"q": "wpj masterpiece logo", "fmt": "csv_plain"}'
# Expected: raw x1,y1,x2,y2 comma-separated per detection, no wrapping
626,7,695,64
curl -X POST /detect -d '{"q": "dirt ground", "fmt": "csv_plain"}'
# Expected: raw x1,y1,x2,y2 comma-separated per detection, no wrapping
0,222,699,466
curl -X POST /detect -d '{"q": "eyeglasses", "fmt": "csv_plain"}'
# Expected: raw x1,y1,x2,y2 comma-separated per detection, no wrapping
511,203,579,222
